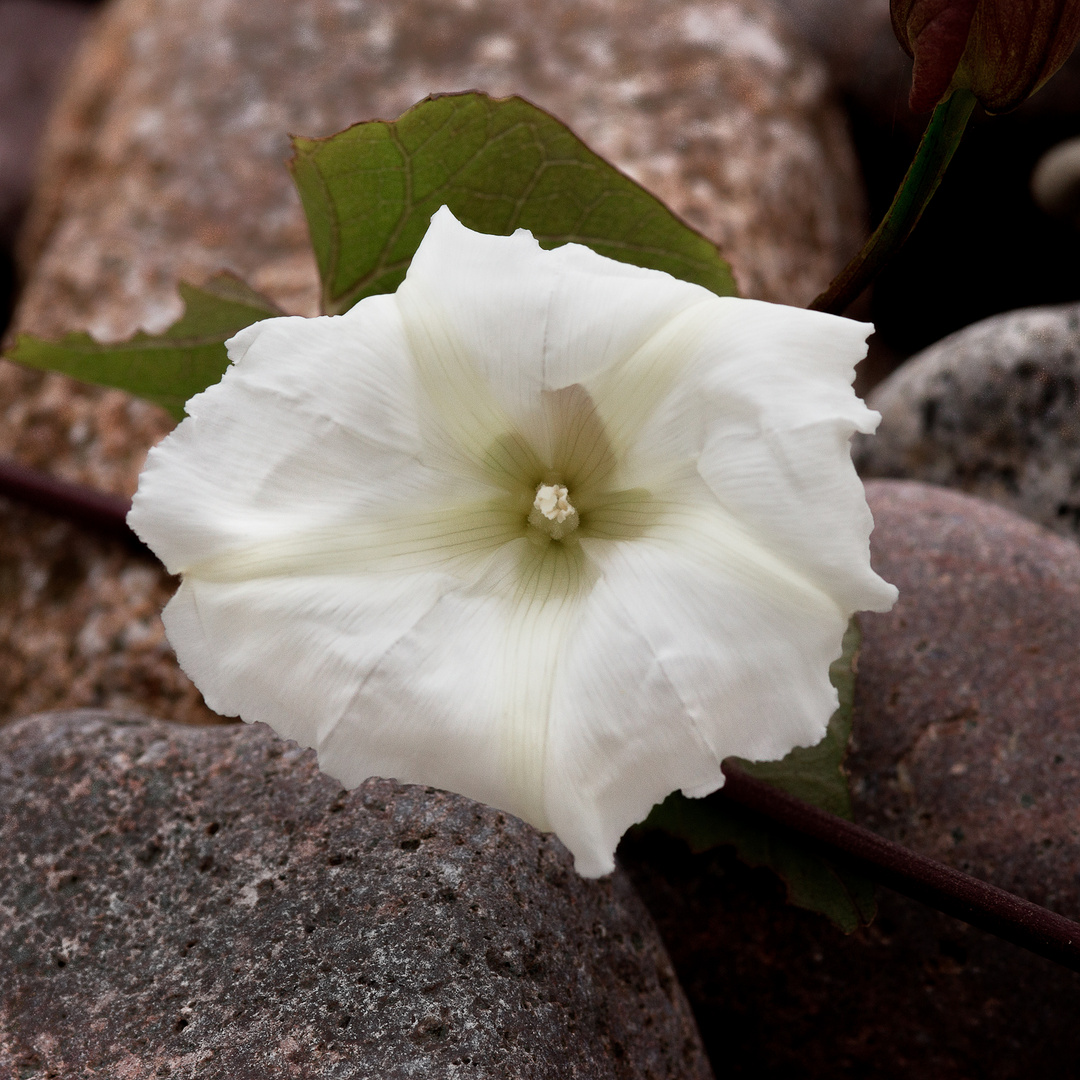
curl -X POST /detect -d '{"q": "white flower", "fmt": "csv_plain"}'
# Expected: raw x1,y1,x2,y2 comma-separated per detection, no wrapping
129,207,897,877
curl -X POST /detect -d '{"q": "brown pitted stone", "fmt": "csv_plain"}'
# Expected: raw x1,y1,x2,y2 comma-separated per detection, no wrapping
0,0,867,730
0,500,221,726
855,305,1080,544
851,481,1080,905
0,360,215,724
619,479,1080,1079
0,710,713,1079
15,0,865,343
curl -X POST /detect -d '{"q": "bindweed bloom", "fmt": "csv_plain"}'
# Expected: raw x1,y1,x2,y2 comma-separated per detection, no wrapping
892,0,1080,113
129,208,897,877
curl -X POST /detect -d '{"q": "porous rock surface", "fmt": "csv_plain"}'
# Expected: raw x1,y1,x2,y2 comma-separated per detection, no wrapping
0,710,713,1079
856,304,1080,544
853,481,1080,914
0,354,220,724
621,480,1080,1079
0,500,215,729
0,0,866,728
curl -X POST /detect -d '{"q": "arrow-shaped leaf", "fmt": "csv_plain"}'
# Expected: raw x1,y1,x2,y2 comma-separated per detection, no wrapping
290,91,738,315
8,275,281,422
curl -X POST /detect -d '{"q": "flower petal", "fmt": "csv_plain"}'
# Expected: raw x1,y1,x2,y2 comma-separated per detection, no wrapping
316,538,594,832
595,297,897,613
132,210,896,885
128,296,496,574
187,500,524,581
549,509,849,876
396,207,711,469
162,569,464,747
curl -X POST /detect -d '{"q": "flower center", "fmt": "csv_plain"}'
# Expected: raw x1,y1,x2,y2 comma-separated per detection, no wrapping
529,483,579,540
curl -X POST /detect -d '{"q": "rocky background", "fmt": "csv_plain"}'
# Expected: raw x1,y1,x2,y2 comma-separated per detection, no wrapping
2,0,1080,1076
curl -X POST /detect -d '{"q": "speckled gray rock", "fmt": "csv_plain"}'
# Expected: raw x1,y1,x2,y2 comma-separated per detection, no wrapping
620,480,1080,1079
0,710,713,1080
856,304,1080,542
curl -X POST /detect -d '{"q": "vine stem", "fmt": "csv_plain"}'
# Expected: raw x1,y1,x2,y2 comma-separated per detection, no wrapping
810,89,977,316
0,457,148,555
721,764,1080,973
5,457,1080,972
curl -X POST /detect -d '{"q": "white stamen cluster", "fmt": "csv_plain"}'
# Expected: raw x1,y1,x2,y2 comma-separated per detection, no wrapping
533,483,574,523
528,482,580,540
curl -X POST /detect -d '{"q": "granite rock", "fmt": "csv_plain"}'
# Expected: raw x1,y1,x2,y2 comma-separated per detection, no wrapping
15,0,864,342
0,359,210,725
0,498,221,726
0,709,713,1079
0,0,868,730
855,304,1080,543
852,481,1080,904
620,480,1080,1079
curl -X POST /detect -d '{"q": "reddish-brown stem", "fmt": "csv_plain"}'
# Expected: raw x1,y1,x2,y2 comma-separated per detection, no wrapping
721,763,1080,973
4,456,1080,972
0,457,149,555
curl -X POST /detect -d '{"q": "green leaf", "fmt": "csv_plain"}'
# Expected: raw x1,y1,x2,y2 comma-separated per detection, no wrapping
7,275,281,422
290,91,738,315
639,618,877,933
